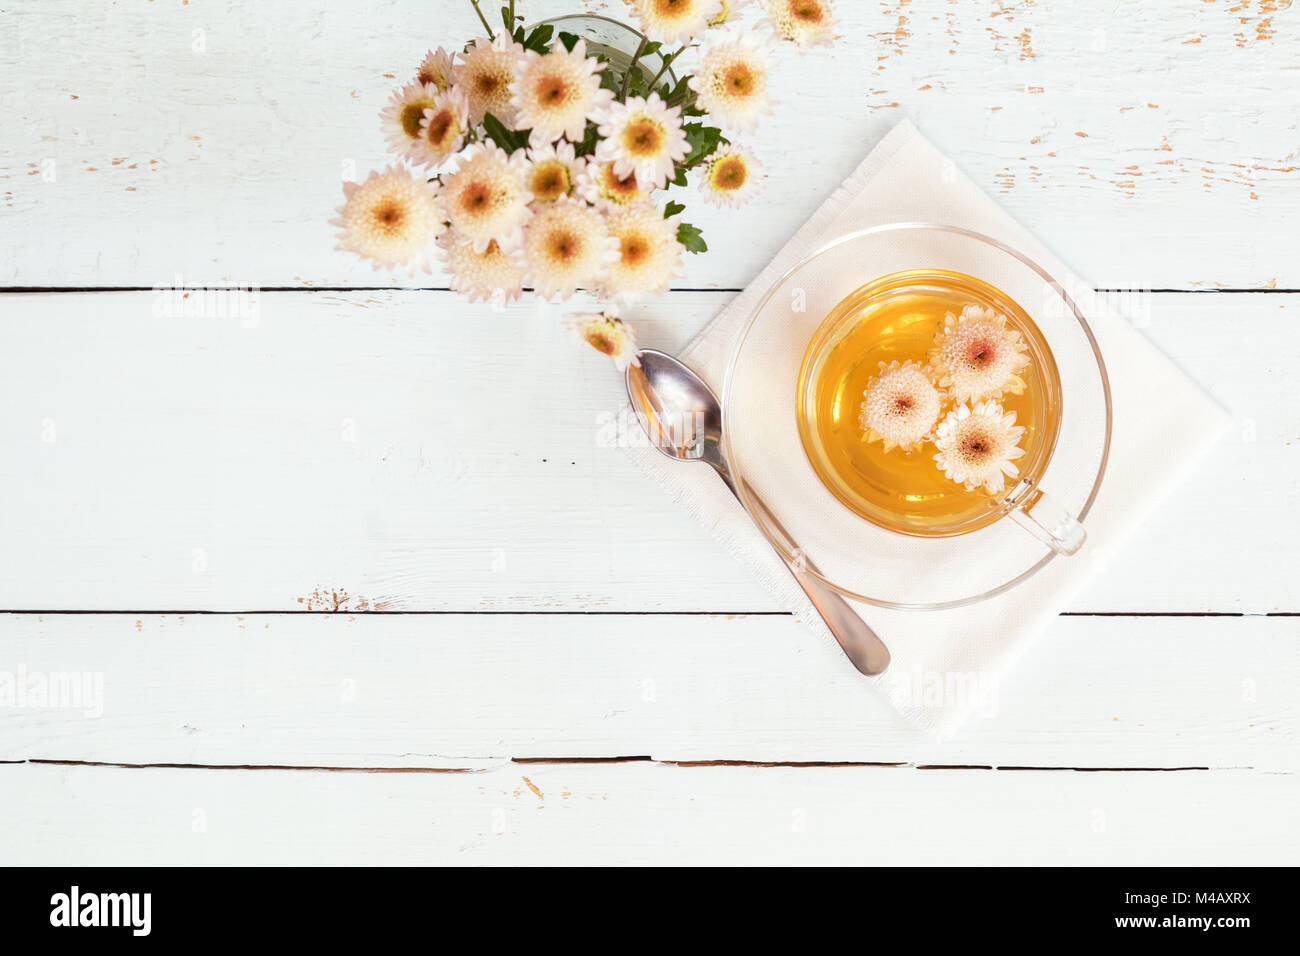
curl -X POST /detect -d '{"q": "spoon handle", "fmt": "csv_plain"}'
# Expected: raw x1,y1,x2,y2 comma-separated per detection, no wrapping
723,475,891,677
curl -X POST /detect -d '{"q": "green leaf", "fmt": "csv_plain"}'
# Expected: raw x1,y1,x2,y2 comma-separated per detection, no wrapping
663,201,685,219
681,123,724,167
626,73,649,99
659,75,691,103
572,121,600,158
500,6,513,32
557,31,580,52
598,64,622,94
640,40,663,58
676,222,707,254
522,23,554,53
482,112,529,154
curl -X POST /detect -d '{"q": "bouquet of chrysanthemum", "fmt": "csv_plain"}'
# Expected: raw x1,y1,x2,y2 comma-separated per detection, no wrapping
333,0,837,369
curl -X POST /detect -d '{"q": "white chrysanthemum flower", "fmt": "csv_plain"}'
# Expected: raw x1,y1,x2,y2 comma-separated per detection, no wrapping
456,34,524,126
688,29,774,131
698,144,765,207
858,359,944,452
440,142,532,252
411,87,470,168
628,0,724,44
577,160,650,210
933,401,1027,495
332,166,445,274
600,199,684,300
521,198,618,300
569,311,641,372
929,304,1031,403
761,0,837,49
438,228,525,303
524,140,585,205
380,82,442,159
594,93,689,190
416,47,455,90
510,39,613,145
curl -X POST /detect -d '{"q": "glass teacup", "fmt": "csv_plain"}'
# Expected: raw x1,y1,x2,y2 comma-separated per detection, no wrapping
796,267,1081,552
722,223,1111,610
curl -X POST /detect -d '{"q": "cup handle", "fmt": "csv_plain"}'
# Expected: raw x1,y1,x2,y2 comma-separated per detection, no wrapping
1009,488,1087,555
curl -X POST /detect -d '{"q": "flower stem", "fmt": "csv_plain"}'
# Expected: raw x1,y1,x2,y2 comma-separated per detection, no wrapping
647,45,685,92
469,0,494,39
666,86,697,111
508,0,516,29
620,36,648,102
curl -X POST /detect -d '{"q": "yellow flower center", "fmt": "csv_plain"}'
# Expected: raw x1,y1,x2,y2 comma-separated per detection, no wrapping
723,64,755,96
585,329,616,355
959,429,993,462
653,0,693,20
371,199,406,235
619,232,650,266
622,118,665,158
603,164,640,196
400,102,430,138
711,156,747,191
529,161,571,201
424,109,457,150
545,227,581,263
459,180,492,214
966,337,996,369
792,0,826,23
535,73,573,107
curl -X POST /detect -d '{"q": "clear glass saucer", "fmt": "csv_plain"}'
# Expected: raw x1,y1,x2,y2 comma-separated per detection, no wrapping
721,223,1112,610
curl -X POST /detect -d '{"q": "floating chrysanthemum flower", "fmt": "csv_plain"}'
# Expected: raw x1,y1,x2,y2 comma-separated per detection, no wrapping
600,199,685,300
380,82,442,159
858,360,945,452
698,144,765,207
524,140,584,205
933,401,1026,495
688,29,774,131
628,0,724,43
415,47,455,90
595,93,690,190
440,142,532,251
569,311,641,372
577,160,649,210
510,39,613,145
521,198,618,300
761,0,837,49
438,228,525,304
456,34,524,126
411,87,470,168
332,165,445,274
929,304,1031,403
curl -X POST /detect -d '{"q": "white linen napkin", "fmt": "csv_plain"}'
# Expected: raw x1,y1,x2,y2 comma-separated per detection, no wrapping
625,119,1230,735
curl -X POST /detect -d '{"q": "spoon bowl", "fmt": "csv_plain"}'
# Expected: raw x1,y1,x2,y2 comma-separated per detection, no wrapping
626,349,891,676
626,350,729,481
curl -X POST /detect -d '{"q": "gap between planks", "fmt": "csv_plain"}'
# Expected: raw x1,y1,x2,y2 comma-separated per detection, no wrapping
1,609,1295,616
6,758,1236,774
2,286,1299,294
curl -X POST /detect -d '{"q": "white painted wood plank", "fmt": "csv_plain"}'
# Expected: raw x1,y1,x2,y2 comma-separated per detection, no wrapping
0,290,1293,612
3,761,1294,865
1,1,1297,288
2,614,1293,769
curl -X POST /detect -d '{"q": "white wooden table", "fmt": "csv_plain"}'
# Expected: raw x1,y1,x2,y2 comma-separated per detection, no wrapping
2,0,1297,865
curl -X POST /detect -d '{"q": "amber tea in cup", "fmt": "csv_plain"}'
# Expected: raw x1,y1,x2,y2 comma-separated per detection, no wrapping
796,269,1063,537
